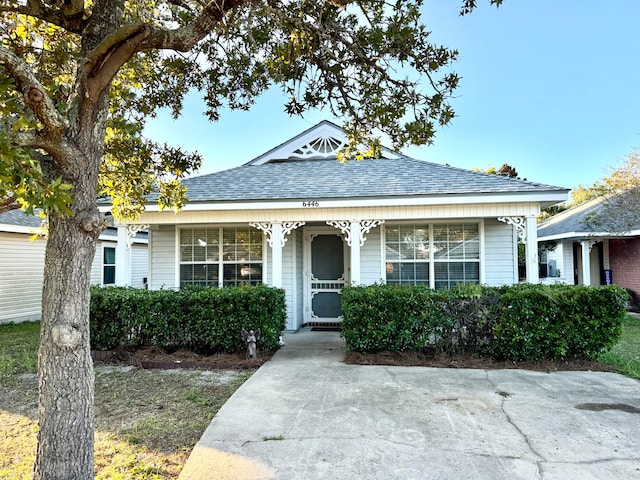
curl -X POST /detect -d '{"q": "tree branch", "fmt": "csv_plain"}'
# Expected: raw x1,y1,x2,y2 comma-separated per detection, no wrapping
83,22,150,101
0,1,87,34
0,195,19,215
0,46,69,138
140,0,247,52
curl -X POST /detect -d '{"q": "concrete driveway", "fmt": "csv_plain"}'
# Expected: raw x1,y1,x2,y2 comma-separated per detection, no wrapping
179,329,640,480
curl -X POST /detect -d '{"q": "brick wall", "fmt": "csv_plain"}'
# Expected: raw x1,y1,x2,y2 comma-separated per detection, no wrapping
609,237,640,307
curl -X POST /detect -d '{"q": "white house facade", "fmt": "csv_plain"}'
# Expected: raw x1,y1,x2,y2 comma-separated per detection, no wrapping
109,121,569,331
0,209,148,324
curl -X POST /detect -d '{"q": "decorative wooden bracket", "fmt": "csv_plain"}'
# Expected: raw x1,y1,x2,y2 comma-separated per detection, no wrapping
126,224,149,248
250,221,305,247
497,216,526,241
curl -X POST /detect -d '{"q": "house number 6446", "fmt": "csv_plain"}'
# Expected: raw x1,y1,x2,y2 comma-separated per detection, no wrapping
302,201,319,207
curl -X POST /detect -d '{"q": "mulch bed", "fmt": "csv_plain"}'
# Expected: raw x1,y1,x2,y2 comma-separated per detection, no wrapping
344,350,616,372
93,346,616,373
92,346,275,370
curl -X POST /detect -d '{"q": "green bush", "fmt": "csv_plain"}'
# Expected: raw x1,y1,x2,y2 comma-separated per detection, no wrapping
341,284,498,354
341,284,444,353
489,284,627,361
90,285,286,354
341,283,628,361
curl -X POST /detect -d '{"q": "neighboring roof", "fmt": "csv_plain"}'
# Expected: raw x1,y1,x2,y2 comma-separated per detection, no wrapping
0,209,147,241
0,209,44,233
159,157,568,206
538,195,640,240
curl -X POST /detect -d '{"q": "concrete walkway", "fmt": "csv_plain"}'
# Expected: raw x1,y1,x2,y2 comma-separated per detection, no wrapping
179,329,640,480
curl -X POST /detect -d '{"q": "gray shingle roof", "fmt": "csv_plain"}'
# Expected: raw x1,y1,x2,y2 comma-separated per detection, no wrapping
538,194,640,238
0,209,43,228
155,157,567,204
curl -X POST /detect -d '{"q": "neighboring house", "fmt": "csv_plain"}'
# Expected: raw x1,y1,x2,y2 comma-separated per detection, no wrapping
0,209,148,324
537,195,640,305
106,121,569,330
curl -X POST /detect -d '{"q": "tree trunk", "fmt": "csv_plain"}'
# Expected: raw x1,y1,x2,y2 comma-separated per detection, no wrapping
34,209,97,480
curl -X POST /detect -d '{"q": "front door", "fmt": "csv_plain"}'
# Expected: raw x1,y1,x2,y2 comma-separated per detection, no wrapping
305,230,347,324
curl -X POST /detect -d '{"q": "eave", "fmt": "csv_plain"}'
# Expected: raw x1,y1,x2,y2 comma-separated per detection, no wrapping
113,190,568,214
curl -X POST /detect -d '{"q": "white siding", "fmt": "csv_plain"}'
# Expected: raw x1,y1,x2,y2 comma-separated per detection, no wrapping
0,232,45,323
282,236,295,330
484,219,517,286
562,241,574,284
131,244,149,288
361,226,383,284
149,225,177,289
90,243,104,285
294,228,304,330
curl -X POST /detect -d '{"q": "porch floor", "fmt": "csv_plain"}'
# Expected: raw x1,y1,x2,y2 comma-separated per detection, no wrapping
272,327,345,363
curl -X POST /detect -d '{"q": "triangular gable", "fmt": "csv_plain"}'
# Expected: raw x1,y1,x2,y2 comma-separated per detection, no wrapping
246,120,405,165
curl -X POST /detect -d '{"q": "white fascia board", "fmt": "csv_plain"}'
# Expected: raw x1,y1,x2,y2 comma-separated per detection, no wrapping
538,230,640,242
0,223,44,235
140,191,568,213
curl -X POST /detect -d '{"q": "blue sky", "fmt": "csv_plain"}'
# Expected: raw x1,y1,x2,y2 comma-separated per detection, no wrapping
144,0,640,191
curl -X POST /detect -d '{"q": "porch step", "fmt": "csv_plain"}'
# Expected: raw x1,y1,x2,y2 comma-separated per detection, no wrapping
305,322,342,332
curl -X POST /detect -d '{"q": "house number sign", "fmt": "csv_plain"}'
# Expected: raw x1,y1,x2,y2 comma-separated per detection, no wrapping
302,201,320,207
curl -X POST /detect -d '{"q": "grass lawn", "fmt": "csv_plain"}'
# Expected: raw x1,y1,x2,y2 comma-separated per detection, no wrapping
598,314,640,380
0,321,254,480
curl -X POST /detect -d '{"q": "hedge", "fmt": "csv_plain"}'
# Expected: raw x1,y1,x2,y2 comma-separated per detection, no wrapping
90,284,286,354
341,283,628,361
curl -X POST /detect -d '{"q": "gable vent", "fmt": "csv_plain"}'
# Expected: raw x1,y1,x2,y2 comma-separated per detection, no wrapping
290,136,346,159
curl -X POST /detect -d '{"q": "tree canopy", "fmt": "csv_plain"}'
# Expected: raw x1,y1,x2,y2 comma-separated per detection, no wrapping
0,1,502,478
581,149,640,233
2,0,498,220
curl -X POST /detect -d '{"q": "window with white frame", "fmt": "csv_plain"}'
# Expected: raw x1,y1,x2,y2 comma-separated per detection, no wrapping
103,246,116,285
179,227,263,287
385,225,430,285
433,224,480,289
385,223,480,288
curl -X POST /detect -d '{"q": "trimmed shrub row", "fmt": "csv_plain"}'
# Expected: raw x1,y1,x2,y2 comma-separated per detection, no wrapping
90,285,286,354
341,284,628,361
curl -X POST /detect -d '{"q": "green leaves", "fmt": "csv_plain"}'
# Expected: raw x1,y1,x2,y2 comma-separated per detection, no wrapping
89,285,287,353
342,283,628,360
2,1,506,219
0,133,73,215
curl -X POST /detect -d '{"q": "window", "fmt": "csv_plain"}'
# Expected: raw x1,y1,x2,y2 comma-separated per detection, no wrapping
385,225,430,285
384,223,480,288
539,251,549,278
180,227,263,287
103,247,116,285
433,224,479,289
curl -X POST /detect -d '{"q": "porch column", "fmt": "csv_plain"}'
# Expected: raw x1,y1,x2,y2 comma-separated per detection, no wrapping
498,215,539,284
525,216,539,284
581,240,592,286
250,221,305,289
115,224,130,286
350,221,361,285
271,222,283,288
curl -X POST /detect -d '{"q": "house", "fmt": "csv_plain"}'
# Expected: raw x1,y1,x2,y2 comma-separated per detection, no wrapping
106,121,569,330
537,195,640,306
0,209,148,324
